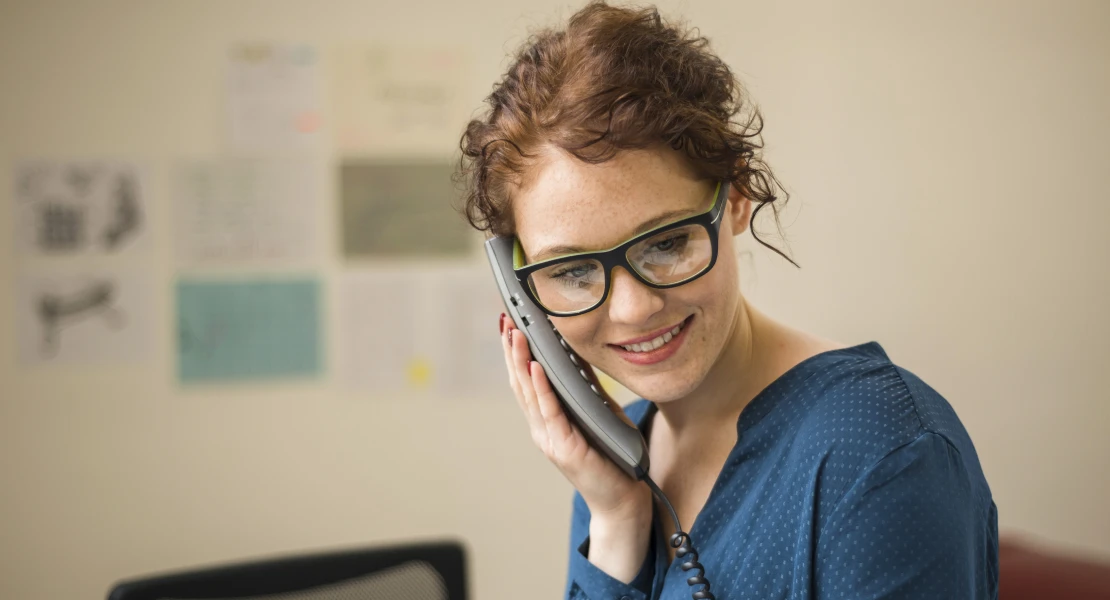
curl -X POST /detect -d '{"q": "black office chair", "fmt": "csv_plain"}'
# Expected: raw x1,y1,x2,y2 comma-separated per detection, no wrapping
107,541,467,600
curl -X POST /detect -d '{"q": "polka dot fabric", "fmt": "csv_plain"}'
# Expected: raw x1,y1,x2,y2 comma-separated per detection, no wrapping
565,342,999,600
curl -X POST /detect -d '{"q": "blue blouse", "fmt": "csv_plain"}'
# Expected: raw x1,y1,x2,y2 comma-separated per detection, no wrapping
565,342,998,599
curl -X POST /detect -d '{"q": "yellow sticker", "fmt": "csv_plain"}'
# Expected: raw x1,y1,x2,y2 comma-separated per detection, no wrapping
406,356,433,388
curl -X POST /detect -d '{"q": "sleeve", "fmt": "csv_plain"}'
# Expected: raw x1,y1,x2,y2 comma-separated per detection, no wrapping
814,432,999,599
565,492,655,600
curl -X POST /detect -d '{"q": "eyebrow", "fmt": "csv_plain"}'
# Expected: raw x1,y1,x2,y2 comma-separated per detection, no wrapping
531,206,703,262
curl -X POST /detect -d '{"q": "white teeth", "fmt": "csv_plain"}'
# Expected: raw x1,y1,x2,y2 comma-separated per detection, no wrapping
620,320,685,353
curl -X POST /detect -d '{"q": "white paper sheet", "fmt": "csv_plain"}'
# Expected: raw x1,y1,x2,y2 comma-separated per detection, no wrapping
227,43,322,152
332,44,472,154
16,269,156,364
429,268,506,396
339,265,505,397
339,269,428,394
171,158,320,265
13,161,149,257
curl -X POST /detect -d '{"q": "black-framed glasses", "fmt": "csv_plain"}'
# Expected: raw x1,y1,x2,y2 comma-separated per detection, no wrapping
513,181,729,317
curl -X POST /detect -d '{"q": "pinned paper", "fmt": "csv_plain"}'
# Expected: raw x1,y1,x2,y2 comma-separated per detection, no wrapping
171,158,320,265
339,269,424,393
176,278,322,383
15,270,156,364
227,43,322,152
14,161,149,257
332,44,472,154
339,160,473,259
428,268,505,395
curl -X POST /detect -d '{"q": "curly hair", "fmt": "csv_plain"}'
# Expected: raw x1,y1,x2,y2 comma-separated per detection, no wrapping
455,0,796,266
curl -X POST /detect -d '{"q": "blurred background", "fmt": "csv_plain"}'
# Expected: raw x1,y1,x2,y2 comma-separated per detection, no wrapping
1,0,1107,598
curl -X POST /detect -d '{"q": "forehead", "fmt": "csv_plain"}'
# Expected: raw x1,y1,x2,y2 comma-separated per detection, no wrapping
512,146,709,261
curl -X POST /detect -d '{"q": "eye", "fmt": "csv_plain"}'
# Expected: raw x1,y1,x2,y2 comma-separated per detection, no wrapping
550,262,597,280
649,233,688,254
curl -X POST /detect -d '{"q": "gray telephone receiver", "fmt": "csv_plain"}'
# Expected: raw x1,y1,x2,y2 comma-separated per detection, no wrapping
485,236,650,480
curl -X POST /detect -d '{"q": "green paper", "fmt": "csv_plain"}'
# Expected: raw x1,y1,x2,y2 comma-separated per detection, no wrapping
177,279,321,383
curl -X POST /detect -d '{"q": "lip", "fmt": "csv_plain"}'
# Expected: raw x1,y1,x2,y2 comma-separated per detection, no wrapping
611,316,691,346
608,315,693,366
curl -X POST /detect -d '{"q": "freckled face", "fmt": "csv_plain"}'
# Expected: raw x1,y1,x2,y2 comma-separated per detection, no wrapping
511,146,748,403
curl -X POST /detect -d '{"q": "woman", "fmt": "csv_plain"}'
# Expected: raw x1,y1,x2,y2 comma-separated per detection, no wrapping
457,2,999,599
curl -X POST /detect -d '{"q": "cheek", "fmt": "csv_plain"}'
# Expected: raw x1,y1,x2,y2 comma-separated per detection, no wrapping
550,314,600,353
682,253,740,311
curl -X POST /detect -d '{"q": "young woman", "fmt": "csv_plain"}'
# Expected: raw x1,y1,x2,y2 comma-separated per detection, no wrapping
457,2,998,598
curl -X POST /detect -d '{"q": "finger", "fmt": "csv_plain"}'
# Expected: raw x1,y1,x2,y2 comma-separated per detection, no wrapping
500,323,524,407
530,360,575,453
510,326,548,448
502,325,539,433
508,324,534,401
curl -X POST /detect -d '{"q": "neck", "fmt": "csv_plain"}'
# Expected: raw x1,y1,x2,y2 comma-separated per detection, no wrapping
653,297,793,438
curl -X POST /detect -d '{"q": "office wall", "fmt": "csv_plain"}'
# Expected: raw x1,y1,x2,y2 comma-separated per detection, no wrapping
1,1,1108,598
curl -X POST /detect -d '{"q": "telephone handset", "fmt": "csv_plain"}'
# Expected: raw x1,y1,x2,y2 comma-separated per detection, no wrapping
485,235,650,481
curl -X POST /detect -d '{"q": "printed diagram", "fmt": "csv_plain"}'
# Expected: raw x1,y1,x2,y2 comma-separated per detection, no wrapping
16,272,154,365
102,174,142,249
36,281,125,358
15,161,147,256
36,202,86,251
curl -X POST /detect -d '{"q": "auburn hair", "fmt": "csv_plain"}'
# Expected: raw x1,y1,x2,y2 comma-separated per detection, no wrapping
455,0,795,265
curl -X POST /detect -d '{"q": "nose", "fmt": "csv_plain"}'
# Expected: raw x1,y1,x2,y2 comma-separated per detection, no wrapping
606,266,664,325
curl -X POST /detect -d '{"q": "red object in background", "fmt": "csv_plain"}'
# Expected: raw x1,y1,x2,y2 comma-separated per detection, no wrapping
1000,537,1110,599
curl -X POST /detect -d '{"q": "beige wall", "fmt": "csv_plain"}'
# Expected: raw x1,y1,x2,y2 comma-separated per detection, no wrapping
1,1,1108,598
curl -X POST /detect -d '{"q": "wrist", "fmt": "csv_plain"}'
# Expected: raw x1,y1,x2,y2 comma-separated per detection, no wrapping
586,489,653,530
587,513,652,584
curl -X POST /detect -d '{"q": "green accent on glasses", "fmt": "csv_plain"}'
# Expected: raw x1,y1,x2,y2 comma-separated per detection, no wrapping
513,181,729,317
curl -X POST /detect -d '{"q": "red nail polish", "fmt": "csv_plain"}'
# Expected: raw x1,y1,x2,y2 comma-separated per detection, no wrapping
499,313,505,334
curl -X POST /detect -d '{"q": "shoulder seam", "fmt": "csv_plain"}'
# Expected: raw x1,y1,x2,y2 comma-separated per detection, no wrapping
890,365,963,458
890,363,926,434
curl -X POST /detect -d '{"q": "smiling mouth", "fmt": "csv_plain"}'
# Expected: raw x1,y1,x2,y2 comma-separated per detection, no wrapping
611,315,692,353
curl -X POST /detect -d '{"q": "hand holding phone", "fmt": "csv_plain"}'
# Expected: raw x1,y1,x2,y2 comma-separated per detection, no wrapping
500,317,652,520
488,235,654,582
500,317,654,582
485,236,650,479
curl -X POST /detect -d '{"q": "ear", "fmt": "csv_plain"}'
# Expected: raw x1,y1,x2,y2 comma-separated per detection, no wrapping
725,183,752,236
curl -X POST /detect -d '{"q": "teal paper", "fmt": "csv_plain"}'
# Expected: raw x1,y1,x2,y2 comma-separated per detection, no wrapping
177,279,321,383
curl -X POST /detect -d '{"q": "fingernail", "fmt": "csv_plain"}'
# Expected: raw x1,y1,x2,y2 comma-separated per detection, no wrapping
499,313,505,334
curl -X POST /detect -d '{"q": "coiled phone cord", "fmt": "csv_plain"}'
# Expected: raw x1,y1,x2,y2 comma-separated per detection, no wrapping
644,476,716,600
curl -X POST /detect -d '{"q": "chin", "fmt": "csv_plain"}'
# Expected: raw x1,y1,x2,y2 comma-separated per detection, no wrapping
622,370,701,404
